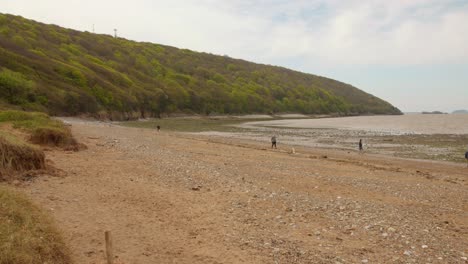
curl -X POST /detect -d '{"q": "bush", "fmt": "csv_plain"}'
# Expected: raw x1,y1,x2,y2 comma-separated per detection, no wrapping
0,68,35,105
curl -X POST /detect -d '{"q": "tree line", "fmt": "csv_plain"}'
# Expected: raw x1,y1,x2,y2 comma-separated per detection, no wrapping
0,13,402,119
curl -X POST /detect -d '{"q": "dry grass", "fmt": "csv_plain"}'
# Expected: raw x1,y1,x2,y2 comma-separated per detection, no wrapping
0,110,85,182
0,132,45,181
0,110,84,149
0,111,75,263
0,185,72,264
29,126,78,148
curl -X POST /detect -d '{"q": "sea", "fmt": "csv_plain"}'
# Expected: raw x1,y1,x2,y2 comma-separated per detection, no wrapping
241,113,468,135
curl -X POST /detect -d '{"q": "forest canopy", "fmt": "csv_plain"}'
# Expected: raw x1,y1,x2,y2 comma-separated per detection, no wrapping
0,13,401,119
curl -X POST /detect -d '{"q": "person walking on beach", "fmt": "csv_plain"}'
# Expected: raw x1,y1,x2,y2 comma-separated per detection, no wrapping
156,125,160,132
271,136,277,149
465,149,468,167
359,139,363,152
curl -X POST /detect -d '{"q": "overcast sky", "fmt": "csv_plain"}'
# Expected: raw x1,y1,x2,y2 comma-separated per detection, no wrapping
3,0,468,112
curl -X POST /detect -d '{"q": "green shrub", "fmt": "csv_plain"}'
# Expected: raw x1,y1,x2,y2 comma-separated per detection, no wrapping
0,68,35,105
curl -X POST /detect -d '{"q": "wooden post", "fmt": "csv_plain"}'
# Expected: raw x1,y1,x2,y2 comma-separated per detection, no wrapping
105,231,113,264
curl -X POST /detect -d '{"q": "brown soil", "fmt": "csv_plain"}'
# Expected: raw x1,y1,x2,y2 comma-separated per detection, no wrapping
18,121,468,263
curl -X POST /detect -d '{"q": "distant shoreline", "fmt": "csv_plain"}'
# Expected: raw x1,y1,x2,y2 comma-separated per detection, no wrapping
117,114,468,163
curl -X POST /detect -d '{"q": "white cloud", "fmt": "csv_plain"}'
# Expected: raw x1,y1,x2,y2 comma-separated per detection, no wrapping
293,0,468,65
2,0,467,111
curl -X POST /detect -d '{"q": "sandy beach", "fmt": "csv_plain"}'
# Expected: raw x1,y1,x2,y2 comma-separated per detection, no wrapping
15,120,468,263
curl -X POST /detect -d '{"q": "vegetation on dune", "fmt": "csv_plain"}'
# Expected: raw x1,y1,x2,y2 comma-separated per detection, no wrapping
0,186,72,264
0,131,45,176
0,110,84,181
0,112,74,262
0,110,78,148
0,13,401,119
0,110,85,182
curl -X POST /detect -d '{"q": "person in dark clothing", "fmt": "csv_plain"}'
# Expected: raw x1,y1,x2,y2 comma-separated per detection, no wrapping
271,136,277,149
359,139,363,151
156,125,160,132
465,150,468,167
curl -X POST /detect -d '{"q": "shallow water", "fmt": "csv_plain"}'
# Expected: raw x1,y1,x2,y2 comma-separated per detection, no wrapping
242,114,468,135
194,114,468,163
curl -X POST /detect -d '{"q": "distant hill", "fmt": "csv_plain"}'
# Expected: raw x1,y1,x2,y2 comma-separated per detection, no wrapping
0,13,402,119
452,110,468,114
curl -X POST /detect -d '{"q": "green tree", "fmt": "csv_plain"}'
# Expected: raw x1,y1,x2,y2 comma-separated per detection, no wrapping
0,68,35,104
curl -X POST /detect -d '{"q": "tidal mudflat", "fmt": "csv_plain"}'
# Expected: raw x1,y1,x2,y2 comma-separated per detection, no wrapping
191,114,468,163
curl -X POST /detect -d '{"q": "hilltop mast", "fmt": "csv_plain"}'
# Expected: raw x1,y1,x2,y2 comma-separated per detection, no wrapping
114,29,117,38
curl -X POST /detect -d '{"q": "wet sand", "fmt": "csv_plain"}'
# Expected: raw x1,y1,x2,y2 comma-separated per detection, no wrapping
191,114,468,163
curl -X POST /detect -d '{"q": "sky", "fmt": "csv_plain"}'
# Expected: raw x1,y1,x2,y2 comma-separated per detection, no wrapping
3,0,468,112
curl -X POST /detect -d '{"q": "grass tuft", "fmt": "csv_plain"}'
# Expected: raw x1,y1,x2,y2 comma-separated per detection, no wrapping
0,186,72,264
0,132,45,180
0,110,82,148
29,126,78,147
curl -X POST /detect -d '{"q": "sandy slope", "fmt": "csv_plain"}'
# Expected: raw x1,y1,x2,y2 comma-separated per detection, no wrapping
20,121,467,263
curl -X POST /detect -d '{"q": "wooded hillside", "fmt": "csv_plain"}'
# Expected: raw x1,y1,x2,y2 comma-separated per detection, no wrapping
0,13,401,119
